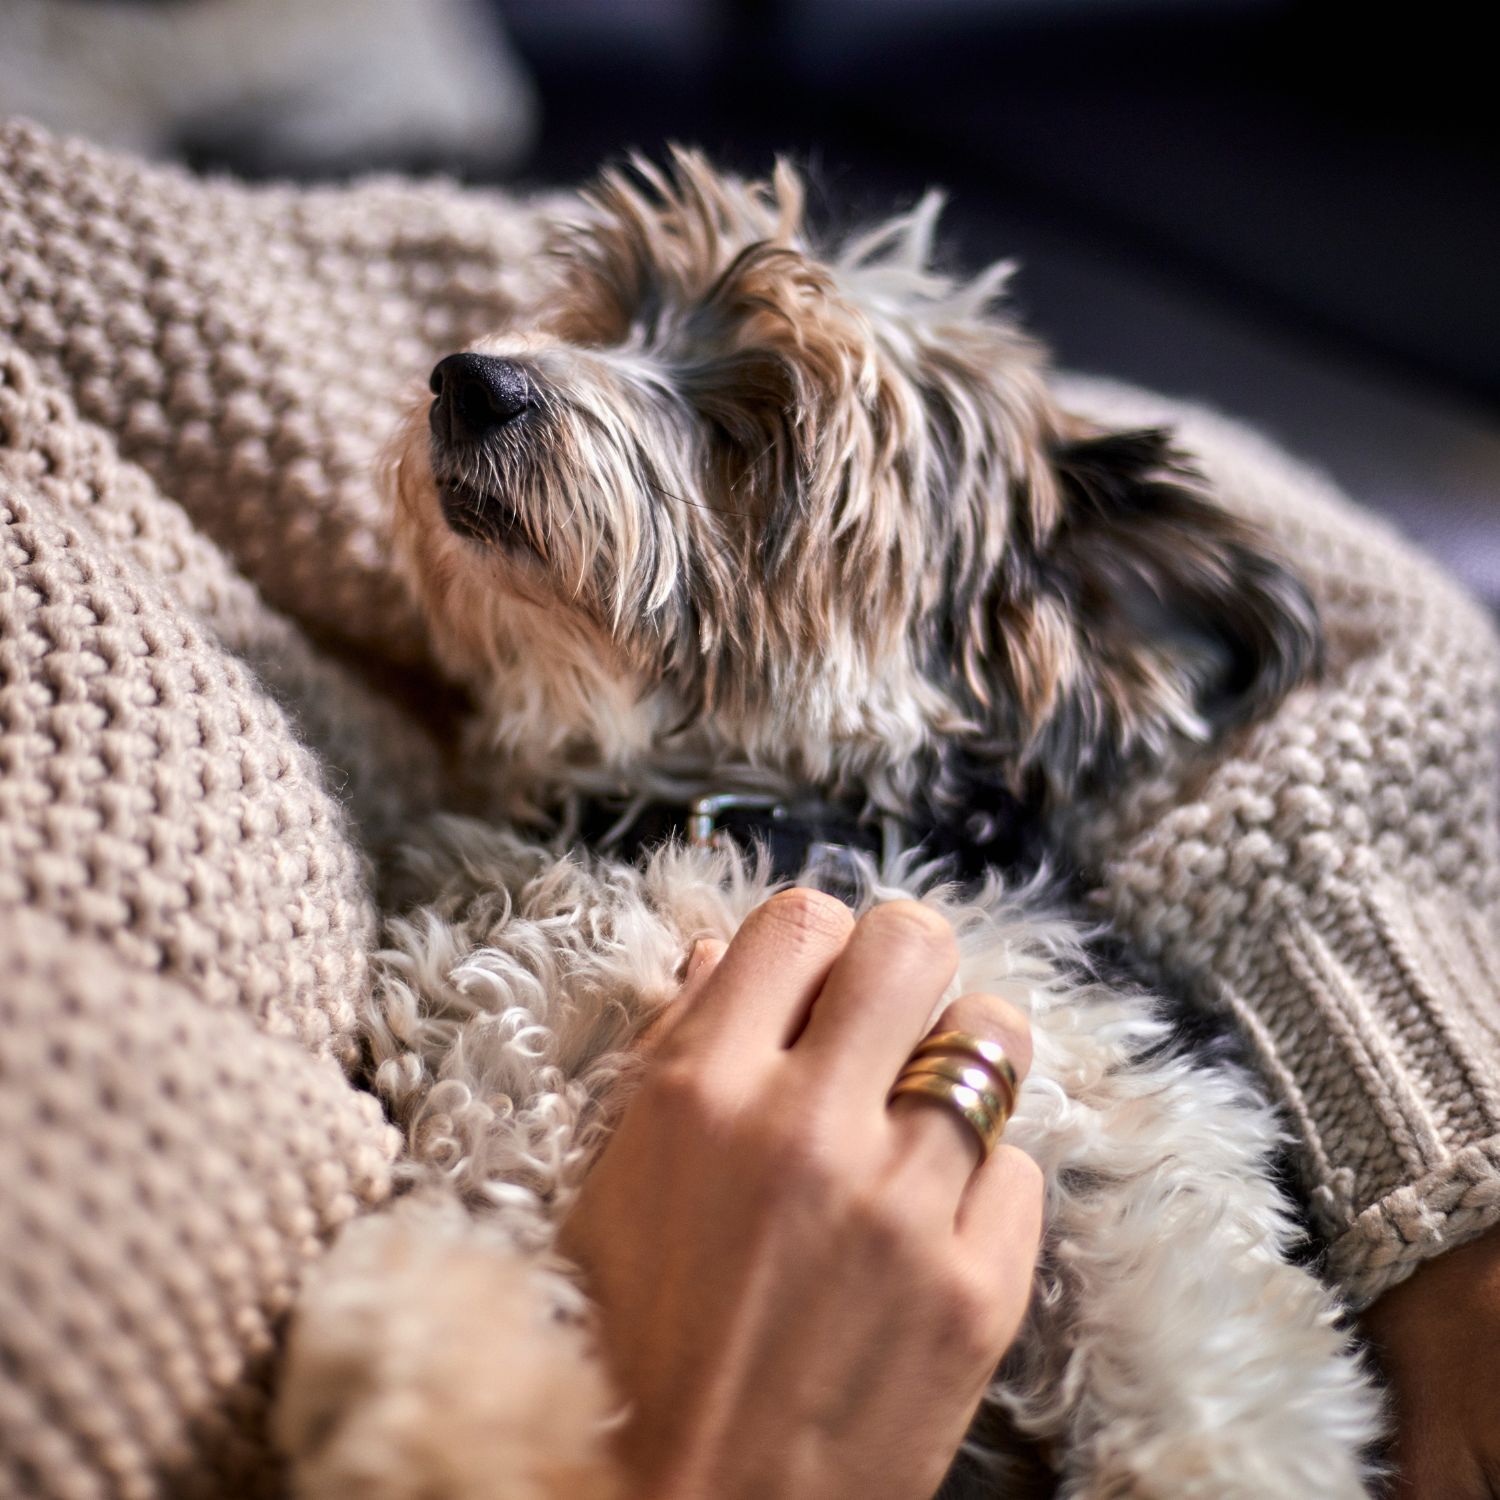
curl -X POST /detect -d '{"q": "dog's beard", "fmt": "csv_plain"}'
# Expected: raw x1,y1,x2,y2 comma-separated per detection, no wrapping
426,352,702,623
434,474,535,557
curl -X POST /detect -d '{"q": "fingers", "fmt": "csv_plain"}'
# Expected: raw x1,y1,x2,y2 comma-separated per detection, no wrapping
641,893,1046,1369
790,900,959,1099
661,898,1040,1250
889,993,1034,1211
664,888,854,1060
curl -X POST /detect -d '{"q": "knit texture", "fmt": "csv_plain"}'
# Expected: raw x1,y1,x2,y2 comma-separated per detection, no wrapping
0,118,540,1497
1058,376,1500,1309
2,116,1499,1493
1,119,544,670
0,910,397,1500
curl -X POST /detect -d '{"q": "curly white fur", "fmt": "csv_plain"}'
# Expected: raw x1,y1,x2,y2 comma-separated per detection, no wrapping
278,817,1379,1498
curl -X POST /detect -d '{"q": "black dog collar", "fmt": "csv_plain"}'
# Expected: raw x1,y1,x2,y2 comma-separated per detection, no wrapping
578,791,888,894
576,783,1037,896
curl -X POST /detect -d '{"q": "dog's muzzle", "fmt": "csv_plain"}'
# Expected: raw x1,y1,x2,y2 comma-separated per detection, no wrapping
429,352,532,447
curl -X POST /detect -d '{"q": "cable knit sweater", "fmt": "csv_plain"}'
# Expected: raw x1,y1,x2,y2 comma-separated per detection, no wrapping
3,118,1499,1495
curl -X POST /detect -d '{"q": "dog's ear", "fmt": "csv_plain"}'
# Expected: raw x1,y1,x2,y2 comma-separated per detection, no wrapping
975,426,1322,796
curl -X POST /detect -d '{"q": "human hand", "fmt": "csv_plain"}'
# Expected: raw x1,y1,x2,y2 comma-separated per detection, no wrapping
1362,1223,1500,1498
558,888,1044,1500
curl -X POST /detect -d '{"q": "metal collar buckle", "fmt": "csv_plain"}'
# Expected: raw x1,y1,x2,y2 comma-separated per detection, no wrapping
686,792,782,851
686,793,864,894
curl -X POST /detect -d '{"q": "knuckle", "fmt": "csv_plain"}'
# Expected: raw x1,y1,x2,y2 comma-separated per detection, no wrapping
785,1132,847,1198
849,1185,920,1257
650,1058,730,1126
862,899,957,961
847,1162,949,1252
927,1258,1014,1364
755,886,856,953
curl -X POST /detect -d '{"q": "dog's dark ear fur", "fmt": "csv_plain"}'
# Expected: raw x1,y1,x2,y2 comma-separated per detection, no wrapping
980,427,1321,798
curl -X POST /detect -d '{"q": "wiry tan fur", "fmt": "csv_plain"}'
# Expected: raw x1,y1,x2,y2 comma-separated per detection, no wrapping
280,154,1378,1499
389,150,1318,813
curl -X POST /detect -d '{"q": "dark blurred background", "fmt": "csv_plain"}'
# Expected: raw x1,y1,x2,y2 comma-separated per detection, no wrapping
3,0,1496,605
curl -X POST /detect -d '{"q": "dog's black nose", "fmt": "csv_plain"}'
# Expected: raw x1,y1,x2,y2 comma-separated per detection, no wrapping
429,353,532,444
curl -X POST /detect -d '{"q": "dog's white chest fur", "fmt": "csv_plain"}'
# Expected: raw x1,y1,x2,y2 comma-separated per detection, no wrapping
349,817,1378,1498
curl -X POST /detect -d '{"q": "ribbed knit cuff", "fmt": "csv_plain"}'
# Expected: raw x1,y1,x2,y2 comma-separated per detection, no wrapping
1228,880,1500,1311
1326,1139,1500,1309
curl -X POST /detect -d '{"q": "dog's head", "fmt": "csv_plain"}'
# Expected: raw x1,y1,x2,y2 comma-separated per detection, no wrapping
391,150,1319,808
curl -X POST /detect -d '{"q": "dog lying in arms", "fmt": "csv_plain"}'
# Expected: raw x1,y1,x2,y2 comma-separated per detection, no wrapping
275,152,1380,1499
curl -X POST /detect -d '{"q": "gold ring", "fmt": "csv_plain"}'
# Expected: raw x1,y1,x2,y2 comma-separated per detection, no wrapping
888,1073,1005,1160
896,1056,1011,1126
888,1029,1022,1162
909,1030,1020,1105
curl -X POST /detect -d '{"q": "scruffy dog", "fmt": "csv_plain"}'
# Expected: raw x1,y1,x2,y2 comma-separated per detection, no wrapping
276,154,1380,1498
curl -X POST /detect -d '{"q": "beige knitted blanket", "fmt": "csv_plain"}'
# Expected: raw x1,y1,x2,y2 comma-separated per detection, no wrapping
4,119,1499,1498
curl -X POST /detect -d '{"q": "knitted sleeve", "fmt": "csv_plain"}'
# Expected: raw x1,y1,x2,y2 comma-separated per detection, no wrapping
0,908,398,1500
1058,377,1500,1310
1,122,415,1496
0,116,547,671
